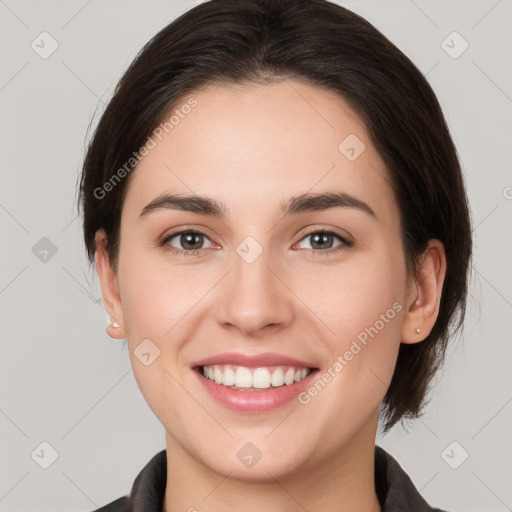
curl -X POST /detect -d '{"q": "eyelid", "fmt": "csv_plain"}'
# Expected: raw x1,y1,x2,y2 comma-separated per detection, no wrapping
297,225,354,246
160,225,214,241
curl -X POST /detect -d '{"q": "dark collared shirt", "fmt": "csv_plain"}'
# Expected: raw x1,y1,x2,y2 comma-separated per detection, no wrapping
92,446,446,511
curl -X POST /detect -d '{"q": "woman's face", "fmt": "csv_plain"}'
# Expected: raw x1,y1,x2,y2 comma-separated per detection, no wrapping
99,80,419,480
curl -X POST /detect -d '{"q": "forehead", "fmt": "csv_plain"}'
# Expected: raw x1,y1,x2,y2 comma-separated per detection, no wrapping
122,80,397,225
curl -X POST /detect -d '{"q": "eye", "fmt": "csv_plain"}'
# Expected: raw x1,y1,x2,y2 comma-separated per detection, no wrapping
162,229,216,255
159,227,352,257
295,229,352,253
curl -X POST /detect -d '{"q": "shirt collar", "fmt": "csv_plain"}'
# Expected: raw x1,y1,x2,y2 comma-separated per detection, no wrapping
98,446,445,511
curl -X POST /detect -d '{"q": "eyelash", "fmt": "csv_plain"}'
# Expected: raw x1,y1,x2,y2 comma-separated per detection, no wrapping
159,227,353,258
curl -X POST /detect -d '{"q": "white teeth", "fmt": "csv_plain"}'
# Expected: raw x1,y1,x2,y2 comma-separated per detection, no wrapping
214,367,223,384
235,367,252,388
284,368,295,385
271,368,285,387
223,367,235,386
253,368,271,389
200,364,312,390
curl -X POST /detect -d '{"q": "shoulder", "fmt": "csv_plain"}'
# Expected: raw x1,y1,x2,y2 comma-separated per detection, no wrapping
89,450,167,512
375,445,449,512
91,496,131,512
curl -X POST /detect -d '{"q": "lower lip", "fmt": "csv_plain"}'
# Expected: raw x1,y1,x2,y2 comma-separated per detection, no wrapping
194,368,317,412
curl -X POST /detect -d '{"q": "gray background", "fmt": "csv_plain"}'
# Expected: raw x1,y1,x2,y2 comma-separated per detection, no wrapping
1,0,511,510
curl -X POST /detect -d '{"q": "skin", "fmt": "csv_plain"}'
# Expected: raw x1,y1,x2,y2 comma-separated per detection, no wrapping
95,79,446,512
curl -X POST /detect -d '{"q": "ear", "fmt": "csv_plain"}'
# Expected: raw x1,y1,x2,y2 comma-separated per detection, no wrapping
401,239,447,344
95,229,126,339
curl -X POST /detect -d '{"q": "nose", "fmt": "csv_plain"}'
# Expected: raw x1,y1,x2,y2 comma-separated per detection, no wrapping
215,244,295,338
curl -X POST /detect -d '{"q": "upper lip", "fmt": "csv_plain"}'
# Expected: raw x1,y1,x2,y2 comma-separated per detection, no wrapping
191,352,317,369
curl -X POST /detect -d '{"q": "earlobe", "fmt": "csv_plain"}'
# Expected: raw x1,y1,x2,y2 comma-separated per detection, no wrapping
94,230,126,339
401,239,447,344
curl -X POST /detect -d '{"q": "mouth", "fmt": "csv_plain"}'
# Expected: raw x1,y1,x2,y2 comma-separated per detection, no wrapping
190,353,319,412
195,364,316,391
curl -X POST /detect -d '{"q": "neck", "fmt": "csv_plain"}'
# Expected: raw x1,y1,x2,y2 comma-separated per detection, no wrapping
163,419,381,512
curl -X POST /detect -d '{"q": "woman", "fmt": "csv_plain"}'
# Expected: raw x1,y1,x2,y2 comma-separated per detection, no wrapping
79,0,472,510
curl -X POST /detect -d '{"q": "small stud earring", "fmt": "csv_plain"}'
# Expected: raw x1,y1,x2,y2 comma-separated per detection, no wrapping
111,322,120,328
415,328,421,334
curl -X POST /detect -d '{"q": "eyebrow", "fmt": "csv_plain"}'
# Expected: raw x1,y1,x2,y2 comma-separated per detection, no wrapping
138,191,376,220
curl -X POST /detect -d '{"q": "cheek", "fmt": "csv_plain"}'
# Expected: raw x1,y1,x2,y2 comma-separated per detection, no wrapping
117,247,212,339
116,252,197,426
296,250,406,347
297,250,406,400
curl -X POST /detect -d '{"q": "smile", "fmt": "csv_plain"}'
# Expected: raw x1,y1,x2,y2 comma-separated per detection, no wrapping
191,352,319,412
199,364,313,391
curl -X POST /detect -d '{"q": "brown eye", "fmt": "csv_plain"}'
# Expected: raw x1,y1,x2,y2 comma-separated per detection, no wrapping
296,230,352,254
163,230,214,253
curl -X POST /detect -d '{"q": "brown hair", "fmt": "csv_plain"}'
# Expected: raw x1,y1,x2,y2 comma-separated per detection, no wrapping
79,0,472,431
